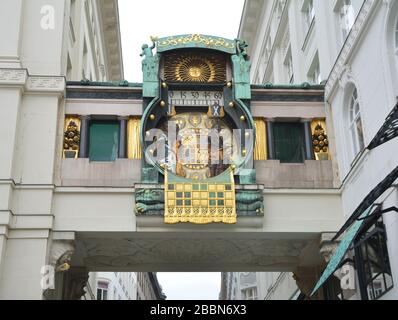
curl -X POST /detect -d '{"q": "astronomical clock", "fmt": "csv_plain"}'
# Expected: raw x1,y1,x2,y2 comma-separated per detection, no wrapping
137,34,258,224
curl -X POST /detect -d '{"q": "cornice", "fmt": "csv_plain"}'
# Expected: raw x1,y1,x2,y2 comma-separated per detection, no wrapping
0,68,65,94
0,68,27,86
26,76,65,93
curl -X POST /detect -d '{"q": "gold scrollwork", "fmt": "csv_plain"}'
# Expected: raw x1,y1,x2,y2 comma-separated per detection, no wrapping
157,34,235,50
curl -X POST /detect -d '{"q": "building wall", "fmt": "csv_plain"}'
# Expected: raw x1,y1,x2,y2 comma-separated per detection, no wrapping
136,272,165,300
326,0,398,300
0,0,122,299
94,272,137,300
238,0,398,300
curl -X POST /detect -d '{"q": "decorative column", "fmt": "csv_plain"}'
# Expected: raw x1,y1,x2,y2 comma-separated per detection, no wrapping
78,115,90,158
319,233,356,300
302,119,314,160
118,117,128,159
62,267,89,300
43,239,75,300
266,118,275,160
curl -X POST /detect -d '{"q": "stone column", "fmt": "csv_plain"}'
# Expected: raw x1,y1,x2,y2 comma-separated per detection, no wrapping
0,0,23,68
118,117,128,159
266,118,275,160
43,238,75,300
320,233,356,300
293,266,322,300
62,267,89,300
79,115,90,158
302,119,314,160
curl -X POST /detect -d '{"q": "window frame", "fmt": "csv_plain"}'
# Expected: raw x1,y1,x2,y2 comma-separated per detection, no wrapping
353,217,394,300
339,0,355,40
348,88,365,159
97,281,109,300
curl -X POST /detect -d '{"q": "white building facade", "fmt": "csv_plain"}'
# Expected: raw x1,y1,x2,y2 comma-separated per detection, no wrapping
239,0,398,300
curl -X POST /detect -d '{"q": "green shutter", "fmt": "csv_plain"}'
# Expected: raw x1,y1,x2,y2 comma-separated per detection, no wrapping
89,121,119,161
273,123,305,163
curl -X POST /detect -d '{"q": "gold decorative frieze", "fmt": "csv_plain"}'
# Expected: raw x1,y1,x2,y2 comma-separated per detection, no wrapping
127,117,142,159
254,118,267,161
63,117,81,158
157,34,235,50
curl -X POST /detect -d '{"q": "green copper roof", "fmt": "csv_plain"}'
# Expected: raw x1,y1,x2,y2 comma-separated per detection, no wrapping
66,80,324,91
67,80,142,88
155,34,236,54
251,82,324,90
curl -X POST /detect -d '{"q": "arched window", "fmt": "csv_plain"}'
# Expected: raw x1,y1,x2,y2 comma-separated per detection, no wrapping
349,88,365,156
395,17,398,55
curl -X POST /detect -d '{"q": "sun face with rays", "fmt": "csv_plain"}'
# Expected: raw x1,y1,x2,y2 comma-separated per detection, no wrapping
175,56,215,82
164,52,226,83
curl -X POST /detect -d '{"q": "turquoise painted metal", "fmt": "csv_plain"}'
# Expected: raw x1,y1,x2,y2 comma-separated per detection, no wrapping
232,40,251,100
310,206,373,296
140,40,159,98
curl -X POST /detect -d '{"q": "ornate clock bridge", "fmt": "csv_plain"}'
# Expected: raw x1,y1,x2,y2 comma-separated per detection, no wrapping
0,35,342,299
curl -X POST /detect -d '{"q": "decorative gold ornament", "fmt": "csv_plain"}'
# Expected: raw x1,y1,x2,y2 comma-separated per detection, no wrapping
164,169,236,225
228,102,234,108
149,114,156,120
161,82,167,88
160,101,166,107
227,81,232,88
311,122,329,157
164,52,226,83
242,149,247,156
63,117,81,158
157,34,235,50
240,115,246,122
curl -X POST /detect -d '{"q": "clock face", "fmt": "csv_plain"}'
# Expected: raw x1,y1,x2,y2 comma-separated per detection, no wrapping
147,112,239,180
168,90,224,107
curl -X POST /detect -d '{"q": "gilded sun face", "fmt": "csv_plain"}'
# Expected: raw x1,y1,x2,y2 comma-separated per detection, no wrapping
188,67,202,79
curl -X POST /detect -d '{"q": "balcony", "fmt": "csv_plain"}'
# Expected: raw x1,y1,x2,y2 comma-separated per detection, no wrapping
255,160,336,189
60,159,141,187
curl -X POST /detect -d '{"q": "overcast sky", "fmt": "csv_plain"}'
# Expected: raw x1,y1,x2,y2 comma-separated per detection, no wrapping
118,0,244,300
119,0,245,82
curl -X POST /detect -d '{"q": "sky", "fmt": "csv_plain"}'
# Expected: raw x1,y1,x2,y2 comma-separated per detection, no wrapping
157,273,222,300
118,0,245,300
119,0,245,82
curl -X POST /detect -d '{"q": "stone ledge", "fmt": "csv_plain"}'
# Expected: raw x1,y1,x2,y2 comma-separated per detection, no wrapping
255,160,335,189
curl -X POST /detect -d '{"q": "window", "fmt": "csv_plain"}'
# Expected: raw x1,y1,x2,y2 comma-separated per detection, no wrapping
395,18,398,53
340,0,355,40
241,287,257,300
354,217,394,300
284,49,294,83
303,0,315,33
97,282,108,300
349,88,365,157
82,39,88,80
88,121,120,161
308,54,321,84
273,123,305,163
